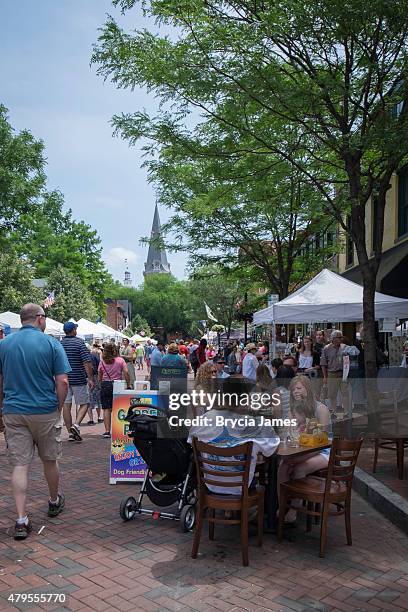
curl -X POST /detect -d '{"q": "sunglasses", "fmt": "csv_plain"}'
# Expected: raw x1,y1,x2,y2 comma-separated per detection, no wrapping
36,314,46,319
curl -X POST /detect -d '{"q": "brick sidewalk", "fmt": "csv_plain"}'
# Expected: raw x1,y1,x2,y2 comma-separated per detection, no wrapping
1,429,408,612
357,443,408,501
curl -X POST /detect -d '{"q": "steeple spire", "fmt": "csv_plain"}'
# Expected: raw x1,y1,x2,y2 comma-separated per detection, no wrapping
144,204,171,276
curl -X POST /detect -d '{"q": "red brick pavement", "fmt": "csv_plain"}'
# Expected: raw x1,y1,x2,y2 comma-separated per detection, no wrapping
357,443,408,501
1,425,408,612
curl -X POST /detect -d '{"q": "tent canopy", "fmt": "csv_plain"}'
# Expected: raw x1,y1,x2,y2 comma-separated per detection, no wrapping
253,269,408,325
0,311,21,330
95,322,127,339
0,311,64,335
129,333,145,343
76,318,102,338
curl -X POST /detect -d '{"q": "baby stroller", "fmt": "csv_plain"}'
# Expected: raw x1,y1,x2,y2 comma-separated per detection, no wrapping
119,402,197,532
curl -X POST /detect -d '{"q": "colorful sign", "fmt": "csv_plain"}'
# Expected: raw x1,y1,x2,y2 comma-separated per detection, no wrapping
110,392,165,484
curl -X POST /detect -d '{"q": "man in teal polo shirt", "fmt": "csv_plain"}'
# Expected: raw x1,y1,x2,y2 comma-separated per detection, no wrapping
0,303,71,540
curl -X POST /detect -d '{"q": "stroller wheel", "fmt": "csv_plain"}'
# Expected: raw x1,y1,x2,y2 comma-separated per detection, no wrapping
179,504,196,532
119,496,137,521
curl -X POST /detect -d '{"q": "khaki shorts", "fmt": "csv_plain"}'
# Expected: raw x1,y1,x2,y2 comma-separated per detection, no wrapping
3,411,63,466
65,384,89,406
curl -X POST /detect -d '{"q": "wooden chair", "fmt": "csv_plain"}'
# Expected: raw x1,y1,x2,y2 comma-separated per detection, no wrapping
278,437,363,557
191,437,264,566
372,391,408,480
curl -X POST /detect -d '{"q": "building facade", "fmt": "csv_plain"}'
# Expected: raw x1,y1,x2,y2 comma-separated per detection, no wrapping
338,171,408,298
105,299,131,331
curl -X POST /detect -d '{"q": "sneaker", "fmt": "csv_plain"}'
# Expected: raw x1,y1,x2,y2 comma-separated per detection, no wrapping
97,418,104,423
48,493,65,517
70,424,82,442
68,433,76,442
102,432,111,438
86,420,95,425
14,519,32,540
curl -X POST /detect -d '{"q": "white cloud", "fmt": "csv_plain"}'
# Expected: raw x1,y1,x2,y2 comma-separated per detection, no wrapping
105,247,139,267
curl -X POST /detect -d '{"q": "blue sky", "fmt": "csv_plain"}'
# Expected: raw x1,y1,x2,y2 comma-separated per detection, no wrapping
0,0,188,284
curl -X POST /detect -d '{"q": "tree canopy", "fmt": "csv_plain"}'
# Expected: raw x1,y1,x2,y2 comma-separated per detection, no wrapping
94,0,408,375
0,105,113,317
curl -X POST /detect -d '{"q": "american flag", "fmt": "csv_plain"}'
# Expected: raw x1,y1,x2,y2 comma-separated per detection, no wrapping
43,291,55,309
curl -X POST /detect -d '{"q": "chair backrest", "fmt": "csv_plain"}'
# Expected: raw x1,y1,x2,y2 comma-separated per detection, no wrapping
192,437,253,497
325,437,363,493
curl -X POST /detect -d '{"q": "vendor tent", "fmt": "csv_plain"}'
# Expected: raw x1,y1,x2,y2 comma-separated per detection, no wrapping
45,317,64,336
0,311,21,330
129,333,145,343
0,311,64,335
76,318,102,338
253,268,408,325
95,322,127,340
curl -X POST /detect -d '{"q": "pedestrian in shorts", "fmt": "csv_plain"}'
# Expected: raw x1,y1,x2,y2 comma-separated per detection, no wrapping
61,322,94,442
0,304,71,539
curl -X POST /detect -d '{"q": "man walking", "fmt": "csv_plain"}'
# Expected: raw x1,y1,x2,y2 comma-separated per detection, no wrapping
320,329,349,419
61,321,94,442
0,304,70,539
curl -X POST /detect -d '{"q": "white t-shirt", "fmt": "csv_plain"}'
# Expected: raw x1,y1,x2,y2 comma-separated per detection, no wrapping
242,353,259,381
299,353,313,369
188,409,279,495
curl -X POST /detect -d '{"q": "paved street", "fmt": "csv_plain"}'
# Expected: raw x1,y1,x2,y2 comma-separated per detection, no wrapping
1,428,408,612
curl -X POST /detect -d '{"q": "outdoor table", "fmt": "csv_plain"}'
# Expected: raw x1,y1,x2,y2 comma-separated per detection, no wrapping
263,441,332,533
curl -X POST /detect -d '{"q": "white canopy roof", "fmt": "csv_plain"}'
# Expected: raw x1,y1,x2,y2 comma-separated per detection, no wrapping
0,311,21,330
129,333,145,343
253,268,408,325
76,318,103,338
45,317,64,336
95,322,127,339
0,311,64,335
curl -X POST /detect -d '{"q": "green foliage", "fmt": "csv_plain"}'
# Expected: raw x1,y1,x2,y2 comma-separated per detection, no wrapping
0,104,45,240
42,266,98,323
0,248,43,312
0,104,113,314
94,0,408,374
130,313,152,336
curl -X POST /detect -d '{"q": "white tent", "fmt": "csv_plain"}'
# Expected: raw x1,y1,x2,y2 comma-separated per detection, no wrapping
129,333,145,343
45,317,64,336
0,311,21,330
95,322,127,340
0,311,64,335
253,268,408,325
76,318,102,338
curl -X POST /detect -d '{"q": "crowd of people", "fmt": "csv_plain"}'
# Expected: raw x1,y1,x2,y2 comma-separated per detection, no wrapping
0,303,391,540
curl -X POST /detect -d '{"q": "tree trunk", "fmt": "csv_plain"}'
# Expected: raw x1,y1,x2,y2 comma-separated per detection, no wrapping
360,266,378,379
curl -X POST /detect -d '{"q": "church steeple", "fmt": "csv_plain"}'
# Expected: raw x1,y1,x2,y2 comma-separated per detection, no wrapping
144,204,171,276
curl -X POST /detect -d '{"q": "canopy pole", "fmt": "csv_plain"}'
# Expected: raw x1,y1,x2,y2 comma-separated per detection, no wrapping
272,321,277,358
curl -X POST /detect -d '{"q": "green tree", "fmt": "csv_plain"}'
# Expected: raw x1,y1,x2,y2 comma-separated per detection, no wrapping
129,313,152,336
45,266,98,322
1,105,112,313
12,191,112,311
187,266,250,336
0,249,43,313
0,104,45,240
94,0,408,376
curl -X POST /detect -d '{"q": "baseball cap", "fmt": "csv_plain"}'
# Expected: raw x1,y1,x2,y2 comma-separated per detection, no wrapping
63,321,78,334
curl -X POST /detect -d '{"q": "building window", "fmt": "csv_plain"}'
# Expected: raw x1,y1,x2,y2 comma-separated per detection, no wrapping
398,168,408,238
346,216,354,266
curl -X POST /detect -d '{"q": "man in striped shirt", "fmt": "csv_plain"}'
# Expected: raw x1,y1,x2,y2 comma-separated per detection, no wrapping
61,322,94,442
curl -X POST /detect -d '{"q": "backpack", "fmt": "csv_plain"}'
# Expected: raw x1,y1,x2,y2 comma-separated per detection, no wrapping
190,348,199,367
